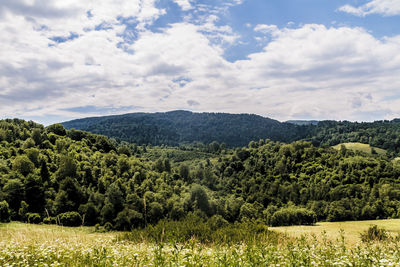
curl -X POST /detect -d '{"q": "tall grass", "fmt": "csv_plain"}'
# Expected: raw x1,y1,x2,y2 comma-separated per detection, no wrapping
2,222,400,266
119,216,280,245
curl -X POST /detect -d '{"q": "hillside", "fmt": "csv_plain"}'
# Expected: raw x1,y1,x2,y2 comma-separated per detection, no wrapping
1,119,400,230
306,120,400,156
63,111,400,157
62,110,309,147
332,142,387,156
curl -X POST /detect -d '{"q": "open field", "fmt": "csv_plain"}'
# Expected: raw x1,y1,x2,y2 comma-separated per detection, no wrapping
2,221,400,266
270,219,400,245
332,142,387,156
0,222,114,245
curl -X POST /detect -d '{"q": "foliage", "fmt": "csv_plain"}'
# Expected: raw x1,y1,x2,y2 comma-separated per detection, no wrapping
360,225,389,242
0,200,10,222
2,222,400,266
58,211,82,226
26,213,41,224
121,214,275,244
269,207,316,226
1,118,400,230
63,111,400,157
62,110,306,147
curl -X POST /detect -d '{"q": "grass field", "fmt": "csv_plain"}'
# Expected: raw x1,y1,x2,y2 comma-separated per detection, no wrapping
1,220,400,266
270,219,400,245
332,142,387,156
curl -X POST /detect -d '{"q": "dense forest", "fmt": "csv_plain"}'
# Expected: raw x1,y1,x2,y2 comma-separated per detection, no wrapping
306,120,400,157
63,111,400,157
1,119,400,230
62,110,309,147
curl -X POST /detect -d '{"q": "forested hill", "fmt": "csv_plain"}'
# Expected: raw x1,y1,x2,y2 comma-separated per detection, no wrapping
305,120,400,157
63,111,400,156
1,118,400,229
62,110,308,147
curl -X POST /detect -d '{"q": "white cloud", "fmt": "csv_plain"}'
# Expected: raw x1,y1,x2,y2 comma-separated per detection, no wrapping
173,0,193,11
2,0,400,123
339,0,400,17
254,24,279,36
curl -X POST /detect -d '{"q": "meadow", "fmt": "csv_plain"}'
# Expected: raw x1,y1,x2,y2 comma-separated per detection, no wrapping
332,142,387,156
1,220,400,266
270,218,400,245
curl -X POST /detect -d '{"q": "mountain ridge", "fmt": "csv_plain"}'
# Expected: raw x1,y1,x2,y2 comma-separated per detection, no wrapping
62,110,400,156
62,110,308,147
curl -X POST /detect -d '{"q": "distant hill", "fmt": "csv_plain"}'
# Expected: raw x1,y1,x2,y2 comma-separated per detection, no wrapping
305,120,400,157
62,111,400,156
286,120,319,126
62,110,309,147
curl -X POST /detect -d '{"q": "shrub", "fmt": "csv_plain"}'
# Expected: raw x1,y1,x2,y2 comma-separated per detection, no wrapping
58,211,82,226
114,208,143,230
43,217,57,224
208,215,229,231
104,222,113,231
94,223,113,233
270,207,316,227
27,213,41,224
0,200,11,222
360,225,388,242
121,215,278,244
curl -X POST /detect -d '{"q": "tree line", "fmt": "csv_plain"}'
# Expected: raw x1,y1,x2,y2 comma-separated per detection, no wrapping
1,118,400,229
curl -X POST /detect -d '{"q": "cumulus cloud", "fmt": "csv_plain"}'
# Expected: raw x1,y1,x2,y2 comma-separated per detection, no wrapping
254,24,279,35
1,0,400,124
338,0,400,17
173,0,193,11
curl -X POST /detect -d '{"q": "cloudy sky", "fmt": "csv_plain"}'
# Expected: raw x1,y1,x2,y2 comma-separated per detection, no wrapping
1,0,400,125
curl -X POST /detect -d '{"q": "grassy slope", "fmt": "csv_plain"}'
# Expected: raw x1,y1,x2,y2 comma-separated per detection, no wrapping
332,142,387,156
270,219,400,245
2,219,400,245
2,221,400,265
0,222,114,245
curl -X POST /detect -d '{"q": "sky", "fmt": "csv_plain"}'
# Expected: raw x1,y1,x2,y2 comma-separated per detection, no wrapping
1,0,400,125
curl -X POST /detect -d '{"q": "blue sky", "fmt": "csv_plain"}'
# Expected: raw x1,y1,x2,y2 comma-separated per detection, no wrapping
1,0,400,125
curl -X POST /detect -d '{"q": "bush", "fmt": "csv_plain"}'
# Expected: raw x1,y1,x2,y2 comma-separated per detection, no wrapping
0,200,11,222
43,216,57,224
114,208,143,230
58,211,82,226
27,213,41,224
94,223,113,233
360,225,388,242
120,214,278,244
270,207,316,227
208,215,229,231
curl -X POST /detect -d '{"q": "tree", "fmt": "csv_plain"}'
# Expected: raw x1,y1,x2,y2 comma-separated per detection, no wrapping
179,164,190,181
18,200,29,221
54,177,84,213
105,182,125,213
163,158,171,173
0,200,11,222
31,128,42,145
24,174,45,213
114,208,143,230
3,179,24,213
56,155,77,180
46,124,66,136
190,184,210,215
147,202,163,224
117,156,130,175
78,202,99,226
239,202,258,220
40,160,50,184
12,155,34,176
